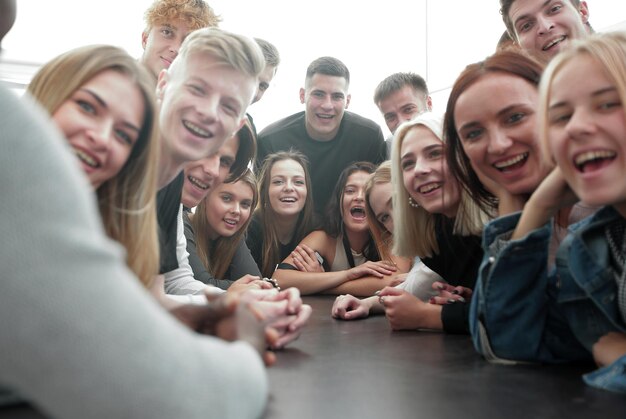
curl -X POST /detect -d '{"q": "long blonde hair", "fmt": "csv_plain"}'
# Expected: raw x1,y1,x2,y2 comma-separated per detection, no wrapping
391,113,486,259
191,169,258,279
28,44,160,287
364,161,394,263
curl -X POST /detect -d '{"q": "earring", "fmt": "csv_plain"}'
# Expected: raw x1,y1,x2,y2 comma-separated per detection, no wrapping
408,197,420,208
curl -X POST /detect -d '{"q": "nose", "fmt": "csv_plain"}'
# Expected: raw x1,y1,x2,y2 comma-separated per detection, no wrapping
320,95,333,110
355,188,365,202
566,107,596,139
284,180,294,191
413,158,433,177
230,202,241,214
198,94,219,125
537,15,554,36
87,121,113,150
203,154,220,180
487,130,513,155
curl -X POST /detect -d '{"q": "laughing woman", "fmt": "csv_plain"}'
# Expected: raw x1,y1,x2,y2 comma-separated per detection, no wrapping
472,32,626,393
246,150,318,278
27,44,160,287
272,162,400,296
186,170,260,288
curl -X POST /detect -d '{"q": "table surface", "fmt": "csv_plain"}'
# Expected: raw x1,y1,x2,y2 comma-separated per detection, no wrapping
262,296,626,419
2,295,625,419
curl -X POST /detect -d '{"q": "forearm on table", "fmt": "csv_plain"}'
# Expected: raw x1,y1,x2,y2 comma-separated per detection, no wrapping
272,269,348,295
324,275,397,297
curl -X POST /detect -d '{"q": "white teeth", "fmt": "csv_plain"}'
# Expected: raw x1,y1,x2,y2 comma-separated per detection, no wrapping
494,153,528,169
183,120,210,138
280,197,296,203
317,114,333,119
75,149,98,168
188,175,209,190
575,150,616,168
224,218,237,226
419,183,441,194
543,35,565,51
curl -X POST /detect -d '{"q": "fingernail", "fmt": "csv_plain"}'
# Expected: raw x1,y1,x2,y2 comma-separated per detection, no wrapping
451,289,460,295
447,299,456,304
437,284,445,290
457,296,466,303
429,297,436,304
374,290,381,296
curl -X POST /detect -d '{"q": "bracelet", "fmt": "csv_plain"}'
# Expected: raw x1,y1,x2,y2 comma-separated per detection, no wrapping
263,277,280,291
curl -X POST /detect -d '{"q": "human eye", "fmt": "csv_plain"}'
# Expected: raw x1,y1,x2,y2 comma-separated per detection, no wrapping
115,129,134,146
428,147,443,159
160,27,174,38
548,109,571,125
241,200,252,210
379,214,390,224
294,179,305,186
506,112,526,125
272,179,284,185
401,158,415,171
344,187,355,194
220,157,234,169
76,100,96,115
221,101,239,117
384,114,397,123
548,3,562,14
332,93,345,101
258,82,269,92
461,128,484,142
312,91,325,98
518,20,533,33
187,84,204,96
402,105,417,115
221,193,232,202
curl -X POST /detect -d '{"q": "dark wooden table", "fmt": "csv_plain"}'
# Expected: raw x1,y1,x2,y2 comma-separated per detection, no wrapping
263,296,626,419
2,295,625,418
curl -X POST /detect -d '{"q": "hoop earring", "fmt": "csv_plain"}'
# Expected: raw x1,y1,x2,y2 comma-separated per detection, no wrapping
408,197,420,208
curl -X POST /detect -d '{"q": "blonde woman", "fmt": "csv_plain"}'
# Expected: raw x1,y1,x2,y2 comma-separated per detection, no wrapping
28,44,160,287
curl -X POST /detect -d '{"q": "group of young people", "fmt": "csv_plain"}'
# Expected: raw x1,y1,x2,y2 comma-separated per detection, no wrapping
1,0,625,417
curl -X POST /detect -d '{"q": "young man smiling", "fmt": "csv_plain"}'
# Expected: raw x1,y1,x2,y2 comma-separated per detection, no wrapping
256,56,386,216
140,0,220,79
500,0,592,64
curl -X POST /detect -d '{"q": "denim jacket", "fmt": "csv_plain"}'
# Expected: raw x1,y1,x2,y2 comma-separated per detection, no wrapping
470,207,626,393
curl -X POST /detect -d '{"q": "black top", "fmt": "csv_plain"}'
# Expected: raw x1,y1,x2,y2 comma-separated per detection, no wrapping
183,212,261,289
246,213,301,276
256,111,386,216
156,172,184,274
422,216,483,334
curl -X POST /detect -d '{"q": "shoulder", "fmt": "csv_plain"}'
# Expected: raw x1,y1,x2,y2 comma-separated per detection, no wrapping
258,112,305,139
301,230,336,255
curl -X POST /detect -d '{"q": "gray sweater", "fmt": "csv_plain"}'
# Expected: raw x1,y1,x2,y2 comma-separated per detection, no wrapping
0,87,267,418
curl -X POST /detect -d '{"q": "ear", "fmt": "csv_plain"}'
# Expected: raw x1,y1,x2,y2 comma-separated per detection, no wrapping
299,88,305,104
156,69,169,101
579,1,590,25
141,31,148,49
426,96,433,111
345,94,351,109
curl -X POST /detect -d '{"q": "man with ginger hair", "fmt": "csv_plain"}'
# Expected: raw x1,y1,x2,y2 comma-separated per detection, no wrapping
140,0,220,78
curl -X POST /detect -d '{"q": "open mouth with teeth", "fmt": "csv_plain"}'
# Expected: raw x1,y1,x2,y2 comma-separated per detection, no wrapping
224,218,239,228
349,206,366,219
75,148,99,168
279,197,297,203
188,175,209,190
183,120,211,138
418,182,442,195
574,150,616,173
316,114,334,120
543,35,566,51
493,152,528,172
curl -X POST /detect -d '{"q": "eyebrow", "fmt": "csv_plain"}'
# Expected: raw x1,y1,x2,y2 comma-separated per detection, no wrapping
549,87,618,110
514,0,553,28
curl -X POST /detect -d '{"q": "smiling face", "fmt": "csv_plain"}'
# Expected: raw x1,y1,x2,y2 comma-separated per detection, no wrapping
204,179,254,239
181,132,240,208
454,72,548,196
341,170,370,233
141,19,193,78
378,85,430,134
52,70,144,190
547,55,626,214
368,181,394,233
509,0,589,64
268,158,308,219
299,73,351,141
400,125,460,217
157,51,255,170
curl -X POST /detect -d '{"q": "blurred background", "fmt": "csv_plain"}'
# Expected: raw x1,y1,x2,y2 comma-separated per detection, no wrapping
2,0,625,136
